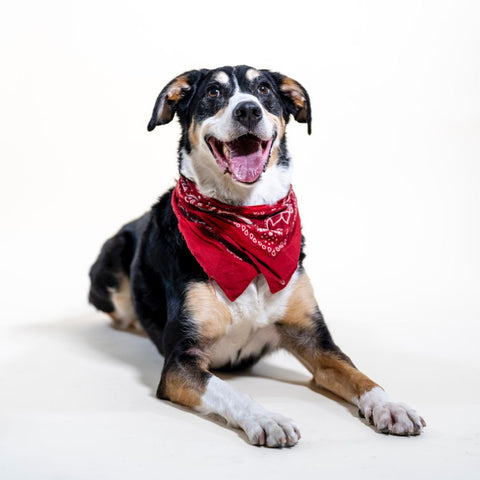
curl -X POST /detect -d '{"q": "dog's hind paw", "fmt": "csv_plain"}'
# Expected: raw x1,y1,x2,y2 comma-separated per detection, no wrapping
357,387,426,436
240,412,301,448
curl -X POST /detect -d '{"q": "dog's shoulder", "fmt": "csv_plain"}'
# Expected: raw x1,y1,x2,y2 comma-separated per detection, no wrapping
132,187,207,285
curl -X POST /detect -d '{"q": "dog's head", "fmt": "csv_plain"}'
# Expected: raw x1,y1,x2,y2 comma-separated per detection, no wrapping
148,66,311,202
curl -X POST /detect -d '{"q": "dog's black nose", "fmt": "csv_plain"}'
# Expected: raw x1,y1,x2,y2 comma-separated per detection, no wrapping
233,101,262,128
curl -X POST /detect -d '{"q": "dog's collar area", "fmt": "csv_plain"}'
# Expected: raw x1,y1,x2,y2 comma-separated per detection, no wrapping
171,175,302,301
205,134,274,184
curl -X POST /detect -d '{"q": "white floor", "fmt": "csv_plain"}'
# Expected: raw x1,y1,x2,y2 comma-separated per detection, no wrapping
1,307,479,479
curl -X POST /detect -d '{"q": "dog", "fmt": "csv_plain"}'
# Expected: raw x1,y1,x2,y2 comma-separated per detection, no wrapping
89,65,426,447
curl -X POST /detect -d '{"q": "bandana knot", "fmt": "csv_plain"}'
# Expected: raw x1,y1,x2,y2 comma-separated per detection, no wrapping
171,176,302,301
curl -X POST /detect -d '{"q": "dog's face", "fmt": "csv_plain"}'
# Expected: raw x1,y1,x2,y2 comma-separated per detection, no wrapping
148,66,311,201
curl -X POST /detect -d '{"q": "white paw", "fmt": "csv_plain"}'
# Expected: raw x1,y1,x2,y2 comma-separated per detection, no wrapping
358,387,426,436
240,411,301,448
198,376,301,448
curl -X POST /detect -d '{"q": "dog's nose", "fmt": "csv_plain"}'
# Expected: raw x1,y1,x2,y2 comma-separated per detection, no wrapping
233,101,262,128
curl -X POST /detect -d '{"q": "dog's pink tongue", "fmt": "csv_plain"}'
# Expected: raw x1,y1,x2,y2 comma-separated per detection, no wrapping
229,150,265,183
228,137,265,183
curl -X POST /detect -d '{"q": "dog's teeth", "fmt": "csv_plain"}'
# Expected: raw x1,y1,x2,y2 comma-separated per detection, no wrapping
223,144,230,160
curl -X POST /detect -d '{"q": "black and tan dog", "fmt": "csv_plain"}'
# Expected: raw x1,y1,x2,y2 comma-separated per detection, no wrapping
89,65,426,447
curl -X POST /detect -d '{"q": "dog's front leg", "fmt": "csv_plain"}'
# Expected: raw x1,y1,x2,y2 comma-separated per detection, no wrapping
158,348,300,447
276,272,426,436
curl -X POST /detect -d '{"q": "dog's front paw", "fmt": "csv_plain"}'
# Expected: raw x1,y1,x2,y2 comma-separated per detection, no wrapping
362,401,426,436
358,387,426,436
239,411,301,448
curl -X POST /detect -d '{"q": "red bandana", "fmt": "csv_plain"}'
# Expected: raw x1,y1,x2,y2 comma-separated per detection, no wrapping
171,176,302,301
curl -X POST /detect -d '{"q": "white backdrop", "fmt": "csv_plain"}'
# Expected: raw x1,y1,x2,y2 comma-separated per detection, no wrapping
1,1,479,478
2,0,479,345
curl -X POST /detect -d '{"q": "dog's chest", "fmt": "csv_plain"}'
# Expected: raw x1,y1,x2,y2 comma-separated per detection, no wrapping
208,275,294,369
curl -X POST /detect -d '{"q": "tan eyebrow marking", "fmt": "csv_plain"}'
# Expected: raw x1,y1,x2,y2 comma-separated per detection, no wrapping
246,68,261,81
214,71,230,84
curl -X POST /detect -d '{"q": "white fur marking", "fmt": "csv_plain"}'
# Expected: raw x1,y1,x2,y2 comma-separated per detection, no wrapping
355,387,425,436
198,376,300,447
209,274,297,368
181,147,291,206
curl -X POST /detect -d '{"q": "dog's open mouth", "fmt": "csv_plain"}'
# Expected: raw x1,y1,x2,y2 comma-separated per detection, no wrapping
207,134,274,184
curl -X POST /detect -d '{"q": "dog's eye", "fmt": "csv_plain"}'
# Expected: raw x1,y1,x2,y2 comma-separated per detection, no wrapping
207,87,221,98
257,83,270,95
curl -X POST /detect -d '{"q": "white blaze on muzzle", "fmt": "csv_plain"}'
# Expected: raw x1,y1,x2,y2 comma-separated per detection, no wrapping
202,92,277,183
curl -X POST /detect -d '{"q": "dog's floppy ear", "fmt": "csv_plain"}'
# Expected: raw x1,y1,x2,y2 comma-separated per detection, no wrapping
147,70,205,131
265,71,312,135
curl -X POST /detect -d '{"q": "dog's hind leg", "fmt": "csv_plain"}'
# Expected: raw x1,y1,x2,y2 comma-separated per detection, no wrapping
107,273,142,333
89,230,142,333
275,272,426,436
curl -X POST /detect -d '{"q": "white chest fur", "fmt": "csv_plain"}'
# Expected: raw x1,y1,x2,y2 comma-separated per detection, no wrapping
208,273,297,369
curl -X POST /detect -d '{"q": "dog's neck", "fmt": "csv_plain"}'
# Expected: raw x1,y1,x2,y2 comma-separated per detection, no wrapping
179,149,293,207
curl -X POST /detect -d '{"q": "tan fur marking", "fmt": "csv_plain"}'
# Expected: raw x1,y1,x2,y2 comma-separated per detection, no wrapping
264,111,285,170
108,313,145,336
108,312,121,324
310,352,379,400
267,147,279,168
277,272,378,402
278,273,317,328
166,74,191,103
285,342,379,402
246,68,261,81
108,275,143,332
212,106,227,120
214,71,229,84
155,74,192,124
280,77,306,109
185,282,232,340
162,371,204,408
188,120,200,150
